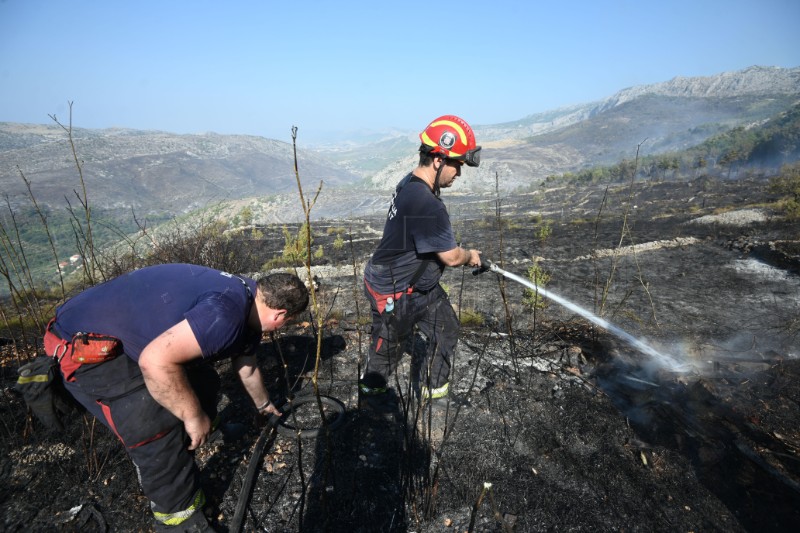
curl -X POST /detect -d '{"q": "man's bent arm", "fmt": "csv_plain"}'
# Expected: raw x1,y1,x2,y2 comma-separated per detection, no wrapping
138,319,209,450
234,354,281,417
437,246,482,267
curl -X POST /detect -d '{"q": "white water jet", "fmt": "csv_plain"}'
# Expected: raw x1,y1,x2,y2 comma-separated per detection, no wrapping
488,264,691,373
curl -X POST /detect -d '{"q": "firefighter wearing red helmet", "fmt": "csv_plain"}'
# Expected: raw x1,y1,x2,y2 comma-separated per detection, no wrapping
360,115,483,404
419,115,481,166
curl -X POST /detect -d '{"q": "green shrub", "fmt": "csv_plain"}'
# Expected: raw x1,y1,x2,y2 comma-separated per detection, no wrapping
459,307,485,327
535,221,552,242
333,233,345,250
522,262,550,310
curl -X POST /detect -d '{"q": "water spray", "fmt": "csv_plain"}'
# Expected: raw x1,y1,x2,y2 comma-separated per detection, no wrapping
474,258,691,373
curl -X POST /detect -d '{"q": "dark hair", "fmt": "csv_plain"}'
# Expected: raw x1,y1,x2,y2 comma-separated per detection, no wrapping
418,143,436,167
257,273,309,316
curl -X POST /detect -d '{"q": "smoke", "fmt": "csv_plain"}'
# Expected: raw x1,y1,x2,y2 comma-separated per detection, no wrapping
633,257,800,377
629,329,797,383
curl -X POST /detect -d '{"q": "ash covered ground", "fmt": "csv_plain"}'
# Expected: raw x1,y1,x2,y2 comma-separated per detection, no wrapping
2,176,799,532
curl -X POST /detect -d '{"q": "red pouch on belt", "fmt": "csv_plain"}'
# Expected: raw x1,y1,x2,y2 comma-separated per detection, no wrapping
70,332,122,364
364,279,412,314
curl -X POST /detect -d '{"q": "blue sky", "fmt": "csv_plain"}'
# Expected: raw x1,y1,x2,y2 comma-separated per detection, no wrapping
1,0,798,143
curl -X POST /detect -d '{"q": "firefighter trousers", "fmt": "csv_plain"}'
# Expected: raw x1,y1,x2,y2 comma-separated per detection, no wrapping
62,353,220,524
363,282,459,391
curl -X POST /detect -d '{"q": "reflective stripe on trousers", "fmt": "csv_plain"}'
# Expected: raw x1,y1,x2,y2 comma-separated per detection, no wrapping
153,488,205,526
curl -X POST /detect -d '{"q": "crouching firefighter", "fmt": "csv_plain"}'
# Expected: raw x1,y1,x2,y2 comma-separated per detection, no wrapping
360,115,483,403
42,264,308,531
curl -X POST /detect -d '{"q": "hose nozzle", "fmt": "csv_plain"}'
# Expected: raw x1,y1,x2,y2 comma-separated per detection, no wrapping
472,256,493,276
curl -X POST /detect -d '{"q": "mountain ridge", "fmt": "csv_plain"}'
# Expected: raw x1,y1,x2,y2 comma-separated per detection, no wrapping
2,65,798,211
471,65,800,141
606,65,800,104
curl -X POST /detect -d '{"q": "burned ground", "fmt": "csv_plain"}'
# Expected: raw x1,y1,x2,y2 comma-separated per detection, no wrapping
1,176,799,532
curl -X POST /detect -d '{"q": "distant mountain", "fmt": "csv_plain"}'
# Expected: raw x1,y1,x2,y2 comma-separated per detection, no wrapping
2,66,798,213
598,65,800,106
362,65,800,190
0,125,361,214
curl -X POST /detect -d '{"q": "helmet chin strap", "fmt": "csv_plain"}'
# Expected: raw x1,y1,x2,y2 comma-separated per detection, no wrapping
433,157,444,197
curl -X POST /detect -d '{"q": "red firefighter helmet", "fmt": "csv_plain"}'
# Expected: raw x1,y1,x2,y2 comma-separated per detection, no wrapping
419,115,482,167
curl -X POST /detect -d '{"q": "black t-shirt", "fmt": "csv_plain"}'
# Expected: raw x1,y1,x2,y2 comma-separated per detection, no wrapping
365,174,457,293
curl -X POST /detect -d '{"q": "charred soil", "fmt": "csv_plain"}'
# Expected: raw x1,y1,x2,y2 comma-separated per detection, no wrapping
2,176,799,532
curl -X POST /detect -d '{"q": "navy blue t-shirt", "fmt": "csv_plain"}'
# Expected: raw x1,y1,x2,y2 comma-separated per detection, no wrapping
54,264,259,362
365,174,457,293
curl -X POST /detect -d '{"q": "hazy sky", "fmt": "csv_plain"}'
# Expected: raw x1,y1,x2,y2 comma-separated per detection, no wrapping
1,0,798,143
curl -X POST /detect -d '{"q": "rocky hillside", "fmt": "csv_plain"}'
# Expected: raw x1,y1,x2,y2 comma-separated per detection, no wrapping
363,65,800,191
0,124,361,214
601,65,800,106
463,66,800,143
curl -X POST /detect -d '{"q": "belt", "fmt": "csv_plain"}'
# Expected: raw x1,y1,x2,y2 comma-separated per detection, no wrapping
43,318,82,382
44,319,70,360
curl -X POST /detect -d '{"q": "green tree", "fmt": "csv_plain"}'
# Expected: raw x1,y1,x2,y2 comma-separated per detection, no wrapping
692,155,707,178
719,149,742,179
657,156,679,180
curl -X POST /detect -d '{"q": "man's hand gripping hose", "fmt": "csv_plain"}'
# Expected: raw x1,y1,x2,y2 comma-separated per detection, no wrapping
472,255,494,276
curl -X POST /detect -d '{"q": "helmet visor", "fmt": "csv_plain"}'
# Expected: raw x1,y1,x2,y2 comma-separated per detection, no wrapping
464,146,482,167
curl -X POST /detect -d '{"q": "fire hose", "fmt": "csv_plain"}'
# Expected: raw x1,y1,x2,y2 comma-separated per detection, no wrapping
230,394,345,532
